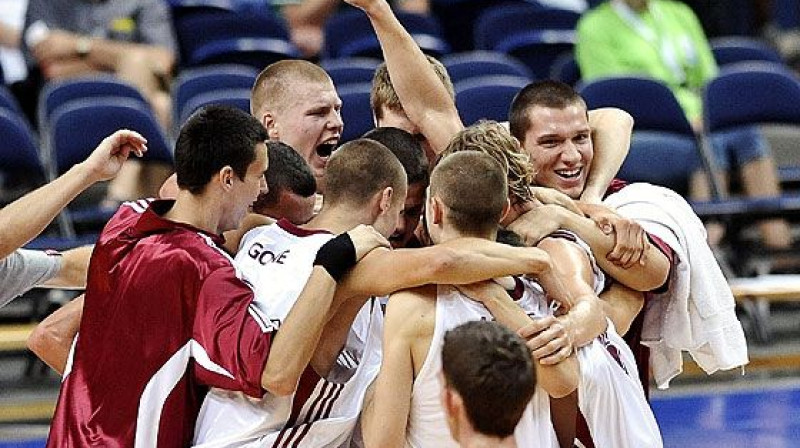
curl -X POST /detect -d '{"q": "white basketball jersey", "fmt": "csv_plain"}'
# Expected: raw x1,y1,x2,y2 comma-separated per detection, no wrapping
193,219,383,448
405,278,560,448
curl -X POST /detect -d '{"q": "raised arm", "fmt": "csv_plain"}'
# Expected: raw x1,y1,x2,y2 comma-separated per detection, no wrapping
345,0,463,153
581,108,633,203
0,130,147,258
338,237,552,299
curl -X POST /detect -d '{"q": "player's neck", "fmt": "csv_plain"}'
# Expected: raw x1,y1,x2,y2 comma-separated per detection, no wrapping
306,204,372,235
457,425,516,448
437,226,496,244
165,190,224,235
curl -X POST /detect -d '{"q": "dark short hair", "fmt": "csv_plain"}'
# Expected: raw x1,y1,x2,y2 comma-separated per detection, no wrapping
442,320,535,438
430,151,507,235
174,105,268,194
324,139,407,207
362,127,429,186
253,141,316,210
509,80,587,140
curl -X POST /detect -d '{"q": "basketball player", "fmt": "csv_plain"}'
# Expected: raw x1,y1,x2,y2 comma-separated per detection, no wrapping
193,140,556,447
440,320,536,448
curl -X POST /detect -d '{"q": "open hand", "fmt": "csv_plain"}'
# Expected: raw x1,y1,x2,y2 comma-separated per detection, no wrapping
82,129,148,182
347,224,390,261
579,203,647,268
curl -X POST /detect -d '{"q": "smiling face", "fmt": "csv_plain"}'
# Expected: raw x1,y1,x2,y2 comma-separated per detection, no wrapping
266,79,343,193
221,143,269,232
520,103,593,199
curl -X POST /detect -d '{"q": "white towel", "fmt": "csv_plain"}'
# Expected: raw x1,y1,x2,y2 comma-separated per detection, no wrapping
604,183,748,389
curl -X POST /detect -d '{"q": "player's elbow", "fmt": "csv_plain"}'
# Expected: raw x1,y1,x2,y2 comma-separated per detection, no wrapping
261,369,298,397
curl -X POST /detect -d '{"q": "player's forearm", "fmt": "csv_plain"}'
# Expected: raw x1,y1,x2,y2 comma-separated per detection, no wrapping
43,245,93,289
581,108,633,203
536,356,579,398
362,1,462,153
261,267,336,396
439,238,553,281
559,211,670,291
0,163,98,259
558,296,608,348
27,295,83,375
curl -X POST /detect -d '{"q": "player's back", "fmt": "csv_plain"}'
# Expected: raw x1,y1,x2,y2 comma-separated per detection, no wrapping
49,200,242,448
405,279,560,448
194,218,383,447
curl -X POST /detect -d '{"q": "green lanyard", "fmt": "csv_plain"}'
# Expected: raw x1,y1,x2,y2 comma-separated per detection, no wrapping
611,0,696,85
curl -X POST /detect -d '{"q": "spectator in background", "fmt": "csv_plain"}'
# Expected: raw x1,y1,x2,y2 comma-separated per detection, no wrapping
0,0,28,85
577,0,793,249
22,0,178,203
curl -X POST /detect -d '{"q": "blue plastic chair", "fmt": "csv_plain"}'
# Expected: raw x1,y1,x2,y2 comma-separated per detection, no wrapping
0,85,23,116
49,98,173,175
178,88,252,126
338,83,374,143
579,76,714,196
455,75,529,125
321,58,382,88
549,52,581,86
703,63,800,184
172,65,257,129
324,10,449,59
711,37,784,67
0,109,45,179
174,8,297,68
38,76,150,134
442,51,533,83
474,5,579,78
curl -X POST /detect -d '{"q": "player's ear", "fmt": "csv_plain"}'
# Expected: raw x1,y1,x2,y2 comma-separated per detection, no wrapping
262,111,279,139
430,195,444,225
379,186,393,214
219,166,235,191
498,197,512,224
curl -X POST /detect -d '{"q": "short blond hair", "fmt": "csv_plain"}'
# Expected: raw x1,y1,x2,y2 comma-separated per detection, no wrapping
440,121,534,205
370,56,455,120
251,60,332,116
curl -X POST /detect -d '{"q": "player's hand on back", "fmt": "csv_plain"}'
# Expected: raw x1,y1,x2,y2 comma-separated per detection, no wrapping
578,203,647,268
347,224,390,261
518,316,574,365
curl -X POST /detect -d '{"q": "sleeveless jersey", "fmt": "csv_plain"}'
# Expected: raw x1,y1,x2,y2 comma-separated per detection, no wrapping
406,277,560,448
193,219,383,448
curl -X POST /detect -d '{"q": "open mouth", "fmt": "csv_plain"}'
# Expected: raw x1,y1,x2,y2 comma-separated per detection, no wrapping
316,142,338,158
555,167,582,180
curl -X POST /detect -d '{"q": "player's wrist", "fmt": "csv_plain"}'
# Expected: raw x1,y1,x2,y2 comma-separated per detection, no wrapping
314,233,357,282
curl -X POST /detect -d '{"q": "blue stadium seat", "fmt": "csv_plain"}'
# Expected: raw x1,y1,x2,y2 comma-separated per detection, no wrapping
0,108,45,180
431,0,530,53
711,37,784,67
0,85,24,116
174,8,297,68
441,51,532,83
703,63,800,184
49,98,172,176
38,76,150,134
579,76,705,196
474,5,579,78
455,75,529,125
338,83,374,143
178,88,252,126
321,58,381,87
324,10,449,59
172,64,257,129
549,52,580,86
